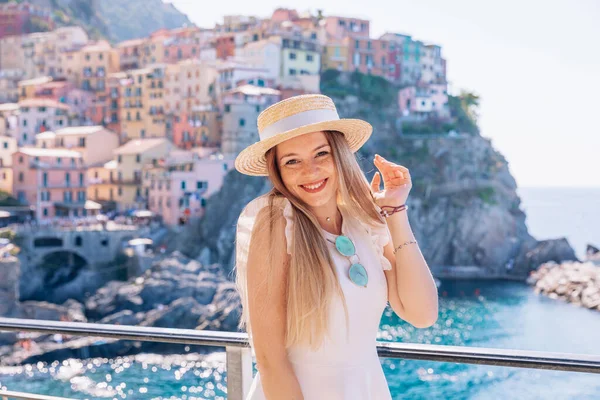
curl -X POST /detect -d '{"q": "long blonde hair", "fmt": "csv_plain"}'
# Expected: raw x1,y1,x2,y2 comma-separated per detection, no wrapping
235,130,386,350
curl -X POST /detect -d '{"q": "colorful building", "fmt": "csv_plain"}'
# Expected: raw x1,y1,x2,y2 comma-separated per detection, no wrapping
398,83,450,121
144,149,234,224
169,103,221,149
112,138,173,211
323,16,370,40
17,98,71,146
11,147,97,220
87,159,118,209
119,65,167,141
221,85,280,157
164,59,219,114
36,125,119,166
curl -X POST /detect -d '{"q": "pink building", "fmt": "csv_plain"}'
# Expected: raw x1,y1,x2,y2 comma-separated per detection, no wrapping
34,80,73,101
163,27,203,63
346,36,389,77
144,150,234,225
398,83,450,120
11,147,98,219
324,16,370,40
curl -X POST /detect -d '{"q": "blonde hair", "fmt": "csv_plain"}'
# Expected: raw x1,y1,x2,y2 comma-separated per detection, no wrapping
235,130,386,350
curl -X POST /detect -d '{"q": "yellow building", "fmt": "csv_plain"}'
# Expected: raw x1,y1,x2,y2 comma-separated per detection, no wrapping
112,138,173,210
164,60,218,114
87,159,118,208
322,39,350,71
78,40,119,94
0,135,17,194
18,76,53,100
119,65,167,141
140,36,165,67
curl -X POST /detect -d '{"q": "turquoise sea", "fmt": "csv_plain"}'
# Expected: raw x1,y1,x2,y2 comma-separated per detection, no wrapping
1,186,599,399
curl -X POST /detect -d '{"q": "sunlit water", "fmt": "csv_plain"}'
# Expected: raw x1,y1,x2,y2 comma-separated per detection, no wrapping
2,187,599,399
2,280,599,399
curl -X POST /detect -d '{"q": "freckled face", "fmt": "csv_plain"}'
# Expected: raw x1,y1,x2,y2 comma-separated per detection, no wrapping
275,131,338,208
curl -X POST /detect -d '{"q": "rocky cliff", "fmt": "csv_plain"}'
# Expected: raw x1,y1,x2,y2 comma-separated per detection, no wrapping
21,0,192,41
176,92,578,280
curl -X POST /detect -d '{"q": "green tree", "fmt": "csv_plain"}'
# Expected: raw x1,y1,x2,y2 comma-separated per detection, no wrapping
448,90,481,135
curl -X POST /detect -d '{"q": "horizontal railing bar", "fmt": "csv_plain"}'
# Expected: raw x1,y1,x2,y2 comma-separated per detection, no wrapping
1,318,600,374
376,342,600,374
0,390,74,400
0,318,249,347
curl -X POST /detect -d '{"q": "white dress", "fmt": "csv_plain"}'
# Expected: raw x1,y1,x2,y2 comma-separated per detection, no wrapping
235,194,394,400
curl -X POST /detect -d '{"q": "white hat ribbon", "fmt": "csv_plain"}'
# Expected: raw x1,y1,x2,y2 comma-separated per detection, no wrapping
260,108,340,140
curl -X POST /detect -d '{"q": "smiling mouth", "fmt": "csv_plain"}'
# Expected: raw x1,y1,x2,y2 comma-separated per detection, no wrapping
300,178,328,192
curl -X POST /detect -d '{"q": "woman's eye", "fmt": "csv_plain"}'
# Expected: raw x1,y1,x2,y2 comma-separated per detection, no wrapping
284,151,328,166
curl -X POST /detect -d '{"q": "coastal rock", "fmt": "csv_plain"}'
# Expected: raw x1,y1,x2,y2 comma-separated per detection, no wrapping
528,260,600,311
85,253,240,331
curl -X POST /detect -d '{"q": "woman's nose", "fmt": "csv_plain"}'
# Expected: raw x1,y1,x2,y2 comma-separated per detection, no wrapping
301,159,320,174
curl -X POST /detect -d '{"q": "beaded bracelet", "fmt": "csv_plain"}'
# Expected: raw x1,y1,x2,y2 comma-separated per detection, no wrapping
393,240,418,255
379,204,408,218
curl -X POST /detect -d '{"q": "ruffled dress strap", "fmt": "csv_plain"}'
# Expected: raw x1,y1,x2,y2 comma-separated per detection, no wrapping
235,194,295,267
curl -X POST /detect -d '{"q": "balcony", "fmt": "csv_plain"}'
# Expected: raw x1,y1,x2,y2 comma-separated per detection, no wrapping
0,318,598,400
30,161,85,170
110,176,142,185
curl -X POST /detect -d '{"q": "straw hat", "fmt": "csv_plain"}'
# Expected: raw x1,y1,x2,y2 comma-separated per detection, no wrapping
234,94,372,176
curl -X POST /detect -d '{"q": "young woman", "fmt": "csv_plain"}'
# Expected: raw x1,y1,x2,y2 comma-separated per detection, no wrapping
234,94,438,400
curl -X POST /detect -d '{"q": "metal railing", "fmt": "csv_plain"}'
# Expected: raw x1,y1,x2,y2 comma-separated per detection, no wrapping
0,317,599,400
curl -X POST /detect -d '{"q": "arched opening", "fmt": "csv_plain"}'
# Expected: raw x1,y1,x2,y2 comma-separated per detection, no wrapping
39,250,88,289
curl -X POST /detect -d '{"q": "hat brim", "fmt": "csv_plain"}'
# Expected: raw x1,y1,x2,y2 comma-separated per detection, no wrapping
234,118,373,176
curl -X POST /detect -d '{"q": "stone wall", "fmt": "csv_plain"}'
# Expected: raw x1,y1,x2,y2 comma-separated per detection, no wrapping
0,255,19,316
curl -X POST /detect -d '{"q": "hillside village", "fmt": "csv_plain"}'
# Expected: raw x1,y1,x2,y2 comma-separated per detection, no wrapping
0,2,453,225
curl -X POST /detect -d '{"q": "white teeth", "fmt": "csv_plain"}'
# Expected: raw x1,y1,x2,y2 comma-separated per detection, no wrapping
303,179,326,190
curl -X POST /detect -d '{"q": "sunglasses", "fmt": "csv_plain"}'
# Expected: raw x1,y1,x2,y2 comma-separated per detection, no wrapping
326,233,368,288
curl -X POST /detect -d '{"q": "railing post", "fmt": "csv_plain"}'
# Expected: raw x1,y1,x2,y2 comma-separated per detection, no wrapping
226,345,253,400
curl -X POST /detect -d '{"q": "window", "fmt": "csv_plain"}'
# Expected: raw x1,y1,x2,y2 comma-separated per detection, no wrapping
224,104,231,112
117,155,122,163
289,52,297,60
118,187,123,196
239,118,245,127
355,40,360,49
196,181,207,189
136,154,141,163
289,68,297,75
79,173,84,186
23,120,27,127
18,172,23,182
306,54,313,62
181,181,186,190
65,172,71,187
